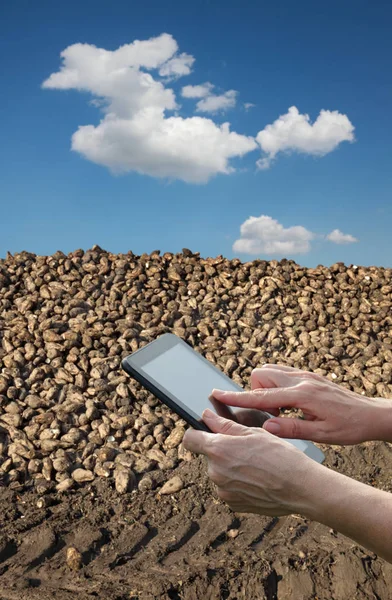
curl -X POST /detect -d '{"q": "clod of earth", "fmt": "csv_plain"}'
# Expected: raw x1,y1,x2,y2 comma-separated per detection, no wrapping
66,546,82,570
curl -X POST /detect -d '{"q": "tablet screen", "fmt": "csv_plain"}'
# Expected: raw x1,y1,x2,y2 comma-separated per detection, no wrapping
141,342,241,420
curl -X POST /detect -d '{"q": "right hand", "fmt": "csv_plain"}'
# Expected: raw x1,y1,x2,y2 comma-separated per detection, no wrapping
212,364,392,445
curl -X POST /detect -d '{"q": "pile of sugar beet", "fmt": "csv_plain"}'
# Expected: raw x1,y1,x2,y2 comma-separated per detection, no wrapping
1,246,392,498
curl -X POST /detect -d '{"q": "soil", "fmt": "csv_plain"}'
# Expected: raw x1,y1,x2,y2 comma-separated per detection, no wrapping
1,442,392,600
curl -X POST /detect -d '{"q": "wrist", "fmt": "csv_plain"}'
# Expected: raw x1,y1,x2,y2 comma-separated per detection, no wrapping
288,460,342,520
293,462,369,532
365,398,392,442
279,457,331,516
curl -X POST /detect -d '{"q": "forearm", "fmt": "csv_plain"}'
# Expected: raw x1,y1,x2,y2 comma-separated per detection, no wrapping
298,465,392,563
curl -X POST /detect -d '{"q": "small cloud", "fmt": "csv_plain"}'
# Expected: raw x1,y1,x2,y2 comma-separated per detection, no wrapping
159,52,195,79
89,98,107,108
182,83,237,113
181,82,214,98
256,106,355,169
326,229,359,244
256,157,271,170
233,215,315,255
196,90,237,113
244,102,256,111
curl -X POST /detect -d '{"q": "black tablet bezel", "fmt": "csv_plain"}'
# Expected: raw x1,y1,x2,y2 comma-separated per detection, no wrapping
121,333,242,432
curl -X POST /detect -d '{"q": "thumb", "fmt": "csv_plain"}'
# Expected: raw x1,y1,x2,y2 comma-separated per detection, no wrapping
263,417,321,441
202,409,252,437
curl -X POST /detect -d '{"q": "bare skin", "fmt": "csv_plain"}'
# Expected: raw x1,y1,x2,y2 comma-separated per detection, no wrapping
183,365,392,563
226,364,392,444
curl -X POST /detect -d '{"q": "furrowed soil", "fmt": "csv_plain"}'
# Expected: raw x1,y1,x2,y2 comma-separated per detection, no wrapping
1,443,392,600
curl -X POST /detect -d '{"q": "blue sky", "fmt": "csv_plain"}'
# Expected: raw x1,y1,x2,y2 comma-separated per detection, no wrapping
1,0,391,267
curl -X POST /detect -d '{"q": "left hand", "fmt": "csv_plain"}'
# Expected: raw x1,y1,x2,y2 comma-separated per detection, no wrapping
183,409,322,516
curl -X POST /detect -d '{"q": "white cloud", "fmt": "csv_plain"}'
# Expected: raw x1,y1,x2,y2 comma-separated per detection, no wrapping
42,34,179,119
256,106,355,169
233,215,315,255
181,82,214,98
182,83,237,113
43,33,178,83
326,229,359,244
159,52,195,79
196,90,237,113
244,102,256,111
72,113,256,183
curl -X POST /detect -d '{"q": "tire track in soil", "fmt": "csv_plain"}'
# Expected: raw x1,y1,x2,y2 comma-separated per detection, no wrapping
109,522,158,567
0,540,18,565
160,504,234,568
0,526,63,576
112,514,200,567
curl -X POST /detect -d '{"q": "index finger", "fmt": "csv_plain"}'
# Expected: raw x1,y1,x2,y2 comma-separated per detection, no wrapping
251,367,300,390
210,387,301,411
182,429,214,457
253,364,326,385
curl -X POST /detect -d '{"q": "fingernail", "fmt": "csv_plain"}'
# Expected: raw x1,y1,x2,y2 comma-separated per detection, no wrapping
203,409,216,419
264,421,281,434
211,389,226,396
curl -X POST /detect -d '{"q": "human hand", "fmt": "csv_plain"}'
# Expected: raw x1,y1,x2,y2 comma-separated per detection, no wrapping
183,409,321,516
212,365,392,445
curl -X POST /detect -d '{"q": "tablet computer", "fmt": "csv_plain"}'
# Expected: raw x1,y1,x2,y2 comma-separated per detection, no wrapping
121,333,325,463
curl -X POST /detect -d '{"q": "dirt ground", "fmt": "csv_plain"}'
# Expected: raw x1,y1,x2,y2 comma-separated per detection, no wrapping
1,442,392,600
